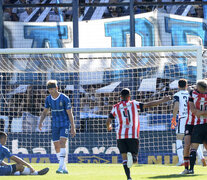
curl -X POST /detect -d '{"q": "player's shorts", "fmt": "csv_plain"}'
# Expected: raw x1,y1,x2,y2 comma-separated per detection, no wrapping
117,138,139,154
184,124,194,136
176,117,187,134
52,126,69,142
191,124,207,144
0,164,16,176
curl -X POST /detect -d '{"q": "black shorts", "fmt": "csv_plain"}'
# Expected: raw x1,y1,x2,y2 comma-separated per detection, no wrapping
117,138,139,154
184,124,194,136
191,124,207,144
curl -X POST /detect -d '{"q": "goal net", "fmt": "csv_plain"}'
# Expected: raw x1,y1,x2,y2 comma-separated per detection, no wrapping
0,46,203,164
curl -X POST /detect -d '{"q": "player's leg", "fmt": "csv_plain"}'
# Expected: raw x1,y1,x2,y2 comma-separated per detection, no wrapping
176,118,185,166
52,127,62,173
58,127,69,174
127,138,139,166
189,125,203,174
117,139,131,180
197,144,206,166
0,164,20,176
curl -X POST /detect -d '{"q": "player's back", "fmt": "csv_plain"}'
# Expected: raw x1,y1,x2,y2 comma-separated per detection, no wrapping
174,90,189,118
45,93,71,128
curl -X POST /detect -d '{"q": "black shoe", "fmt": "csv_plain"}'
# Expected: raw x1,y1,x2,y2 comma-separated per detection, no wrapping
188,170,194,174
38,168,49,175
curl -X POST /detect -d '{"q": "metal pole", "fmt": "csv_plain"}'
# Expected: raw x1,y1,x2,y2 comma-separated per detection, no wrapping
130,0,135,47
72,0,80,133
0,0,4,48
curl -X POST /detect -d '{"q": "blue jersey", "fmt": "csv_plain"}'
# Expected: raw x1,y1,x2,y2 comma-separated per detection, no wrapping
45,93,71,128
0,144,13,163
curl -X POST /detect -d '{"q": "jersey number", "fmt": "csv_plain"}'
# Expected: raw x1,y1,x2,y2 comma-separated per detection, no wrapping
183,96,188,107
123,110,131,123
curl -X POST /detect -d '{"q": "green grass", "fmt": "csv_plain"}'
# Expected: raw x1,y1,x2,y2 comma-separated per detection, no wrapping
1,163,207,180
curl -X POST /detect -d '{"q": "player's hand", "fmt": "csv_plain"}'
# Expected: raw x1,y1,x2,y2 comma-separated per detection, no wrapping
38,123,43,131
70,126,76,138
107,124,112,131
162,95,172,102
171,117,176,129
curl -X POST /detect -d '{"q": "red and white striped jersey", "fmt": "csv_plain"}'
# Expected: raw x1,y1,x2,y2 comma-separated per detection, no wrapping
110,100,143,139
187,90,207,125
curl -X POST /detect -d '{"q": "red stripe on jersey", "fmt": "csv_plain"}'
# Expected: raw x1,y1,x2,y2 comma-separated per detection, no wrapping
131,101,136,138
137,117,140,138
123,101,129,139
195,95,202,124
117,103,123,139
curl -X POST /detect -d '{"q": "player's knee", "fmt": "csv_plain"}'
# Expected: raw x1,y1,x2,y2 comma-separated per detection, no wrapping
16,164,24,172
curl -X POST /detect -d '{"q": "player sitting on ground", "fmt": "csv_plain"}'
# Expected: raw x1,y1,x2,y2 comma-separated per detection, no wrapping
0,131,49,176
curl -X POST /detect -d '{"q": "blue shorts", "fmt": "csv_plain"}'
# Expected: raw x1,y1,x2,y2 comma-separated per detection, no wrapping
0,165,12,176
52,127,69,142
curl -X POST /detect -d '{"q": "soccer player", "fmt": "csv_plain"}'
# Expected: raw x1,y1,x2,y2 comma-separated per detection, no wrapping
106,88,171,180
180,80,207,175
187,80,207,174
180,80,207,174
38,80,76,174
0,131,49,176
171,79,189,166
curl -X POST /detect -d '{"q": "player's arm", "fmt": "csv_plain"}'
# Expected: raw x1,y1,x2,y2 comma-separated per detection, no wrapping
10,155,35,173
0,160,8,166
189,101,207,116
66,109,76,137
106,113,114,131
38,108,49,131
142,95,171,109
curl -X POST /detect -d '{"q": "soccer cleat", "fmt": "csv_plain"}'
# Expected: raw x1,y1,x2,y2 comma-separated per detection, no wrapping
56,168,64,174
38,168,49,175
62,169,68,174
188,170,194,174
127,152,133,168
176,162,184,166
201,158,207,166
180,169,189,175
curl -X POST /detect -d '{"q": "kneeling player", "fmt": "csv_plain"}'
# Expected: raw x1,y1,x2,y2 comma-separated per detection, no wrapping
0,131,49,176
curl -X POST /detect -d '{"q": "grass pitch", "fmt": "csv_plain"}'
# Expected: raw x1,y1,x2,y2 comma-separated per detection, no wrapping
1,163,207,180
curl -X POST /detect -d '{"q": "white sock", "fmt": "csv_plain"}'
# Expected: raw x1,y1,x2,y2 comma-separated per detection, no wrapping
176,140,183,163
197,144,204,160
14,171,20,175
21,167,31,175
30,171,38,175
59,148,66,169
56,152,60,163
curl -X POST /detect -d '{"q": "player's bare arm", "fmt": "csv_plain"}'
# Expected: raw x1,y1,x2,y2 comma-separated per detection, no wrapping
106,118,113,131
66,109,76,137
38,108,49,131
10,155,35,173
143,95,171,109
172,101,179,119
0,160,9,166
189,101,207,117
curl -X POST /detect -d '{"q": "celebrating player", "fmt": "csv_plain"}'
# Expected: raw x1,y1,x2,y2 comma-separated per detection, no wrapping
180,80,207,174
106,88,171,180
0,131,49,176
187,80,207,174
38,80,76,174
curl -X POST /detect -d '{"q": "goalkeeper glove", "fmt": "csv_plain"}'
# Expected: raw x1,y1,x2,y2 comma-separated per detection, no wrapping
171,117,176,129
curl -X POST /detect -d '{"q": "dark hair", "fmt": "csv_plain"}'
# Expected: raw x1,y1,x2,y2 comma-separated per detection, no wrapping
178,79,187,88
121,88,131,99
0,131,7,139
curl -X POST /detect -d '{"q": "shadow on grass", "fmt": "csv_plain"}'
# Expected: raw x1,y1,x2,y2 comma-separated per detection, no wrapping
148,174,201,179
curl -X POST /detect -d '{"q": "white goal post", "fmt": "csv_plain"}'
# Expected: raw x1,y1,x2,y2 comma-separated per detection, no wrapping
0,45,204,164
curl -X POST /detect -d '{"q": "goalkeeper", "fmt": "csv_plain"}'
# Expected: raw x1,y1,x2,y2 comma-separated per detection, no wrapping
0,131,49,176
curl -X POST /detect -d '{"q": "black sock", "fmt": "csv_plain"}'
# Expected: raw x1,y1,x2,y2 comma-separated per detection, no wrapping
190,149,196,171
123,160,131,179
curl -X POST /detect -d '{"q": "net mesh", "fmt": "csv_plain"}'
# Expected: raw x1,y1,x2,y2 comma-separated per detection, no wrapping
0,48,200,163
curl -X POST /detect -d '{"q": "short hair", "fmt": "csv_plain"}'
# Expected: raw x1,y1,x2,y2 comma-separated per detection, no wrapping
0,131,7,140
121,88,131,99
197,80,207,90
47,80,57,89
178,79,187,88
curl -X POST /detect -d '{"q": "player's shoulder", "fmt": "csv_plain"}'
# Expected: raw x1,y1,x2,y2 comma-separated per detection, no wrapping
60,93,70,99
0,144,10,153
